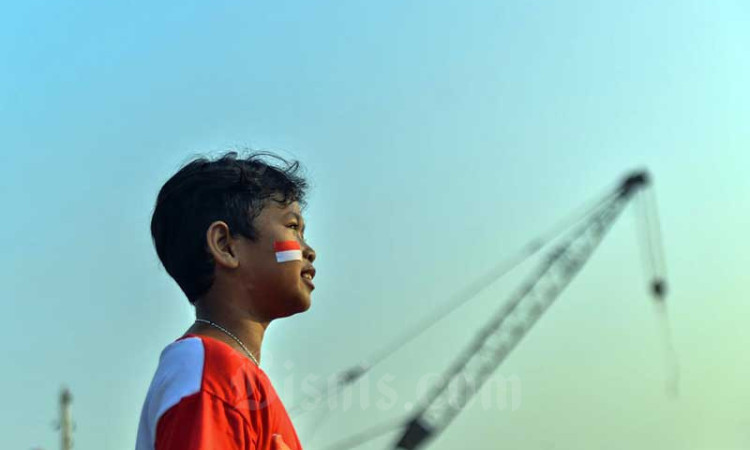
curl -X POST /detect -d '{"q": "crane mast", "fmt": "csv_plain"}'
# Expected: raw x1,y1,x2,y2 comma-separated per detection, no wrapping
394,171,664,449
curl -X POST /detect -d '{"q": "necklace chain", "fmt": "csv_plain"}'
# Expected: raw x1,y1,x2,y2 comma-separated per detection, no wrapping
194,319,260,366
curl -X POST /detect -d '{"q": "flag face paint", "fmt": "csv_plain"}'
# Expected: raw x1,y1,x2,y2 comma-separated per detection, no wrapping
274,240,302,263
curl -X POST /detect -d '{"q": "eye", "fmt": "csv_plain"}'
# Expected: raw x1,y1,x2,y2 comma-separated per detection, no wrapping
287,223,300,230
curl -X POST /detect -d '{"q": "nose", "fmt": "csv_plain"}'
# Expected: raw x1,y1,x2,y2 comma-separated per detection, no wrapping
303,242,316,263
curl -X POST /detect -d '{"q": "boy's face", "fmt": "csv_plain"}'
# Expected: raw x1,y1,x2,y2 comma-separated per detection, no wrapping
232,199,316,320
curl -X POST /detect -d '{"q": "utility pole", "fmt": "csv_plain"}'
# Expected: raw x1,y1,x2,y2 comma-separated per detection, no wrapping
59,387,73,450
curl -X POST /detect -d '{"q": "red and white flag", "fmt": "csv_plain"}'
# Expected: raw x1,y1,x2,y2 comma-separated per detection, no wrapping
274,241,302,263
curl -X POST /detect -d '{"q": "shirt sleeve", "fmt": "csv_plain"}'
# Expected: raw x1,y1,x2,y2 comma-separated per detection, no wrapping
155,391,256,450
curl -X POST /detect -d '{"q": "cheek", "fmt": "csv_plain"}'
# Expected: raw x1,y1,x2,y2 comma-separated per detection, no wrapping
265,264,307,312
252,257,301,290
239,238,303,291
278,263,304,287
272,239,304,263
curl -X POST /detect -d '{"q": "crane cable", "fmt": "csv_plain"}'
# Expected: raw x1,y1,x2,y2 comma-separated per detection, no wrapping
313,175,675,450
297,184,629,450
311,187,624,450
636,187,679,397
292,184,621,418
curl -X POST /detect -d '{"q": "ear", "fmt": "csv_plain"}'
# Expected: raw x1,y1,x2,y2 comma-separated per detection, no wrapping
206,221,240,269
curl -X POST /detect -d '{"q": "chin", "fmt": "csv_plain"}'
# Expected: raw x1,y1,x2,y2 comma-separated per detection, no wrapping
277,294,311,318
294,294,312,313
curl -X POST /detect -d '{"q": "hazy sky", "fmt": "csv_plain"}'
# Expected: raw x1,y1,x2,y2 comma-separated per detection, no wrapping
2,1,749,449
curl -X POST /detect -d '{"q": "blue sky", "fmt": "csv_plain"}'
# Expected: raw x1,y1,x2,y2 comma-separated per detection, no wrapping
1,1,749,449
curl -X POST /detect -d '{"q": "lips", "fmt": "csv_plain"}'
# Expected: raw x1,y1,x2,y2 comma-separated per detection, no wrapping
301,266,316,289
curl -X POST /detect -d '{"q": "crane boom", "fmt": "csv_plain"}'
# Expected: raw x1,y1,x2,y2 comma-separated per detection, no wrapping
394,171,664,449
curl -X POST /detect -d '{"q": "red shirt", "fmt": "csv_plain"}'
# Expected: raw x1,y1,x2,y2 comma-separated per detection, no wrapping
136,333,302,450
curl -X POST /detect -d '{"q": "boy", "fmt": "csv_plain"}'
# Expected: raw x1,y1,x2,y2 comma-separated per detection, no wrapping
136,152,316,450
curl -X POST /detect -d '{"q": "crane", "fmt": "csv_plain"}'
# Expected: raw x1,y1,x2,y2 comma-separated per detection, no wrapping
392,170,667,449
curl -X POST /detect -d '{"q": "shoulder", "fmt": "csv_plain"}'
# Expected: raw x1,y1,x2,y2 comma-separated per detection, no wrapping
136,337,207,449
160,334,281,400
143,337,206,424
137,335,262,448
150,334,268,407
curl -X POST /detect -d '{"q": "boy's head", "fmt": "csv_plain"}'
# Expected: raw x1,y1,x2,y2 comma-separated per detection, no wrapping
150,152,316,318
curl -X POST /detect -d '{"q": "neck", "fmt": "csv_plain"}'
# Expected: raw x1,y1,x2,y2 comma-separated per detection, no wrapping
189,290,270,365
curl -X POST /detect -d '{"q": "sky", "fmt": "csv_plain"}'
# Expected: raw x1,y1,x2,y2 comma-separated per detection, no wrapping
1,1,749,449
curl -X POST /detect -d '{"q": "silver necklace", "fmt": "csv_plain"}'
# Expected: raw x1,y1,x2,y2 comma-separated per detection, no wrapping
194,319,260,366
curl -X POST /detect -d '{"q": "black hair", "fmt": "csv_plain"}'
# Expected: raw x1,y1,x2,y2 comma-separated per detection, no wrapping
150,151,308,304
